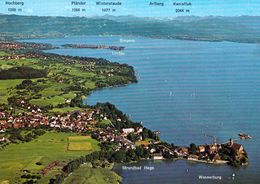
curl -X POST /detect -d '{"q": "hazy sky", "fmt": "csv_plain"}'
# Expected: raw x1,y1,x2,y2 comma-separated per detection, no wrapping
0,0,259,17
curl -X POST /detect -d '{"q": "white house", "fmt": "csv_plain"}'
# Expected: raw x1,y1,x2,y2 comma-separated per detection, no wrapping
122,128,135,134
0,136,5,142
153,153,164,160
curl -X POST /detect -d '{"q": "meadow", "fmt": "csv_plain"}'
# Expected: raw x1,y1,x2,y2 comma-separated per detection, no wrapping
68,136,97,151
0,131,100,183
63,164,121,184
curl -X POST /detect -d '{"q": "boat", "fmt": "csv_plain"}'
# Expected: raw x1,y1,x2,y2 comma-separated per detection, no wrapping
238,133,252,140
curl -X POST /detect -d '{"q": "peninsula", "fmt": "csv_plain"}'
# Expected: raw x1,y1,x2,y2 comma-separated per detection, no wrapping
0,41,248,184
62,44,125,51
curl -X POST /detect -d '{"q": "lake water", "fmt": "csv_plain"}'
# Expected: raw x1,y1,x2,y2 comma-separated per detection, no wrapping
22,36,260,184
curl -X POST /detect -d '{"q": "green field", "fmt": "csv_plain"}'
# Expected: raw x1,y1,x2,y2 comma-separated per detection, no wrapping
68,136,96,151
30,96,66,107
100,119,112,126
49,107,81,113
63,164,121,184
0,79,23,103
0,131,100,183
0,51,9,56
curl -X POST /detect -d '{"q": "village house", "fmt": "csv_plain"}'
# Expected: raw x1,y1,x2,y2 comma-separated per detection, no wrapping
0,136,6,142
150,148,156,153
197,145,205,153
89,120,97,125
86,110,95,120
176,147,189,156
153,152,164,160
135,127,143,133
211,153,223,163
187,154,199,161
65,99,71,103
122,128,135,134
205,144,221,154
227,139,244,156
0,112,6,118
13,122,24,129
0,120,7,125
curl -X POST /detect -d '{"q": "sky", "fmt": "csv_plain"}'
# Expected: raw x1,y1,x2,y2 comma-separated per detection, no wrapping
0,0,259,17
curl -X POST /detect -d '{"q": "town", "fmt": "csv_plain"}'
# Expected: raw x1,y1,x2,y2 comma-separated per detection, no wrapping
0,41,56,50
0,102,249,168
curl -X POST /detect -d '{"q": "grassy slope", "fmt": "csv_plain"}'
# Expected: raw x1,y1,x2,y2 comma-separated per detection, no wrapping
0,131,100,183
0,51,136,111
0,57,64,107
63,164,121,184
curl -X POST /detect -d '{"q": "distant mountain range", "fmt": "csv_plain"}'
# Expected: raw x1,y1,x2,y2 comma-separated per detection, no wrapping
0,14,260,43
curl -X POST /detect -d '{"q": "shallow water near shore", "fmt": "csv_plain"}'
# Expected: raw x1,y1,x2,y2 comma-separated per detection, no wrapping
22,36,260,184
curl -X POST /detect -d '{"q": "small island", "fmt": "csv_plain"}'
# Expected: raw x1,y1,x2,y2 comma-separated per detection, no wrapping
0,41,249,184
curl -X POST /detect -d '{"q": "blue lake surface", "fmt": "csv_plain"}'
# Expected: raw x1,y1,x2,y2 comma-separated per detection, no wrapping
22,36,260,184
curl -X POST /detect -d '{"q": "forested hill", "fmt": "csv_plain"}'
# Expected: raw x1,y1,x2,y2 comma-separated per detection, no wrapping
1,14,260,43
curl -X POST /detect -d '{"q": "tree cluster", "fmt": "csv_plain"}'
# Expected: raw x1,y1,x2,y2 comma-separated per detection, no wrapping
0,66,47,79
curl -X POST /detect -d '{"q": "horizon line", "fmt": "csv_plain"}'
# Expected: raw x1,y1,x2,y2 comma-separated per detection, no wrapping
1,13,259,19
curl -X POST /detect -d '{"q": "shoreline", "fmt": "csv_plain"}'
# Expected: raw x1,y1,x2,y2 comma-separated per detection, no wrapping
0,39,249,184
17,34,260,48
